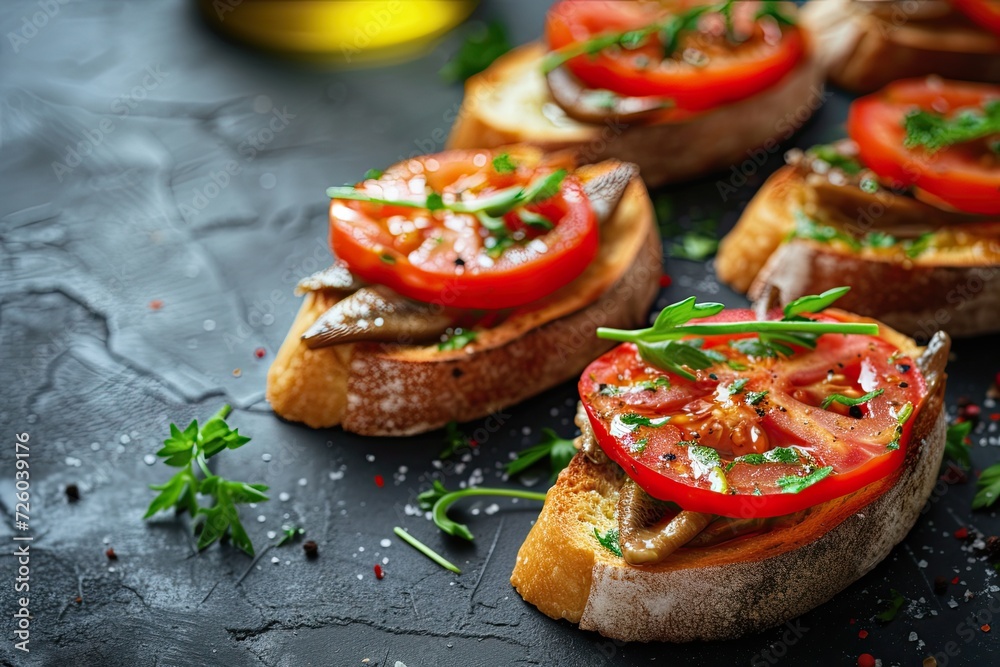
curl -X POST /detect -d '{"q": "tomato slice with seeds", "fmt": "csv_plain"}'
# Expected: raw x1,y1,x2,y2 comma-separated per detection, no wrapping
847,78,1000,216
545,0,806,112
329,149,598,310
953,0,1000,36
580,311,927,518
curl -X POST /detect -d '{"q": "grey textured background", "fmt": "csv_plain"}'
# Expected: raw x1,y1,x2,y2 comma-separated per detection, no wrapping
1,1,998,665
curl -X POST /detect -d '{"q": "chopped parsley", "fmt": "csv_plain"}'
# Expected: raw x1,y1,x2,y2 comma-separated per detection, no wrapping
876,589,907,623
728,378,749,395
671,232,719,261
439,421,471,459
362,168,383,180
636,376,671,392
776,466,833,494
746,390,769,405
632,438,649,455
903,100,1000,153
593,527,622,557
974,461,1000,510
805,144,864,174
621,413,670,429
820,388,885,410
689,445,722,469
492,153,518,174
438,329,477,351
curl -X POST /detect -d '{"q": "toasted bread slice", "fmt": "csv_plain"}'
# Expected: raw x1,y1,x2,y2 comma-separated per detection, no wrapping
716,166,1000,338
266,161,661,436
511,318,949,642
803,0,1000,92
446,42,825,188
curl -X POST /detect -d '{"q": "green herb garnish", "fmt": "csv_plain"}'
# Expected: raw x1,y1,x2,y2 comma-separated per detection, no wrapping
944,420,973,470
144,405,267,556
776,466,833,494
276,525,305,547
974,462,1000,510
904,232,934,258
505,428,577,482
393,526,461,574
621,413,670,429
903,100,1000,153
363,168,383,180
876,589,907,623
671,232,719,261
417,483,546,541
728,378,749,395
492,153,518,174
637,376,671,392
820,388,885,410
755,0,797,26
440,421,471,460
886,402,914,451
598,289,876,378
439,20,511,83
593,527,622,557
438,329,477,351
747,390,769,405
805,144,863,174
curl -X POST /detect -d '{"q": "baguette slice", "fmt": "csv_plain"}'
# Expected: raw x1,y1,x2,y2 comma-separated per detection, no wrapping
803,0,1000,92
716,166,1000,339
447,42,825,188
511,316,949,642
266,161,661,436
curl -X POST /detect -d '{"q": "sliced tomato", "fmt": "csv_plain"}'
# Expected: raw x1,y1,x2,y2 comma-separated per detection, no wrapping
545,0,805,112
580,311,927,518
847,78,1000,215
953,0,1000,36
329,149,598,310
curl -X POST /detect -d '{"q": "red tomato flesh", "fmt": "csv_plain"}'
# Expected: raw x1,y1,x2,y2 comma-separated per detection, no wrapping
329,150,598,310
847,78,1000,216
580,311,927,518
545,0,805,112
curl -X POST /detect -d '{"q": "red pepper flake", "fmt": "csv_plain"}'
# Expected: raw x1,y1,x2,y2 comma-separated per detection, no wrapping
982,624,991,633
659,273,672,288
74,596,82,604
149,299,163,311
374,474,385,488
991,413,1000,421
858,629,869,639
857,653,876,667
952,576,960,585
849,618,856,625
374,564,384,579
954,527,969,539
105,547,117,560
254,347,266,359
959,403,981,424
468,439,478,448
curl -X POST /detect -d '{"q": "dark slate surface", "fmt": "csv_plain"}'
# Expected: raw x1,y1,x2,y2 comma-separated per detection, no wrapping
1,1,999,666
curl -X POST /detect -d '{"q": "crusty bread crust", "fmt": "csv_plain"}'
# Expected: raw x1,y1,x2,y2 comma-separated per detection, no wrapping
716,166,1000,338
447,42,825,187
266,163,661,435
511,320,949,642
803,0,1000,92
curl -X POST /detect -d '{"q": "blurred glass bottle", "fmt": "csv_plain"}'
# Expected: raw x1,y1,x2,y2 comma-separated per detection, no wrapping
199,0,477,63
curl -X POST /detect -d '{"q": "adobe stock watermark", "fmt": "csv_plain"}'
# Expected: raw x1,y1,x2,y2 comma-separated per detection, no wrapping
51,64,170,182
715,85,832,202
6,0,70,54
179,95,296,221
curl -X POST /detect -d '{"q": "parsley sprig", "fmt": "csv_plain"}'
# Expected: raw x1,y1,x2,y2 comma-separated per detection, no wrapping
143,405,268,556
943,420,973,470
597,288,877,379
904,100,1000,153
505,428,576,482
